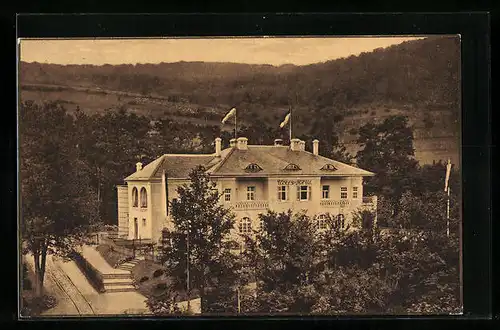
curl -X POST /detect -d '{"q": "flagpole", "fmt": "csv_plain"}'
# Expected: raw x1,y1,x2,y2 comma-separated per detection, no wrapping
446,186,450,237
444,158,451,238
235,109,237,140
289,106,292,142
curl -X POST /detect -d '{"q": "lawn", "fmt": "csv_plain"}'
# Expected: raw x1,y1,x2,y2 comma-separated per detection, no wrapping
96,244,131,268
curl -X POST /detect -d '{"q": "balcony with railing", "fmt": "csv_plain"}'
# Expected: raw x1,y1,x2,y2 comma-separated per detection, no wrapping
233,200,269,210
319,199,351,208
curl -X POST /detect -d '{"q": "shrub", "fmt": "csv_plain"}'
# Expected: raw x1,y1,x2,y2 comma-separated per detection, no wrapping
153,269,164,278
156,283,168,290
22,294,57,316
139,276,149,283
39,295,57,310
153,283,168,296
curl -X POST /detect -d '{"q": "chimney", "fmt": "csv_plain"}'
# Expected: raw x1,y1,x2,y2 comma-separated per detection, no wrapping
290,138,301,151
274,138,284,146
215,137,222,157
136,162,143,172
313,139,319,156
230,138,237,148
299,140,306,151
236,137,248,150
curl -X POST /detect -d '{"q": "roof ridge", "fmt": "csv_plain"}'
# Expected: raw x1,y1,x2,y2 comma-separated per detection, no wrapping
151,155,167,178
209,147,236,174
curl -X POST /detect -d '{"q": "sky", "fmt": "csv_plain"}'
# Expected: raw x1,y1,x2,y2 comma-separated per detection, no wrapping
19,36,425,66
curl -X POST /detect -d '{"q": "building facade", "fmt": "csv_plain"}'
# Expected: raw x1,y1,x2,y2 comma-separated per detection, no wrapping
116,137,377,245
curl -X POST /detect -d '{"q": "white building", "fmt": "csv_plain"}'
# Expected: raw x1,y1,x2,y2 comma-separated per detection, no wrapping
116,137,377,245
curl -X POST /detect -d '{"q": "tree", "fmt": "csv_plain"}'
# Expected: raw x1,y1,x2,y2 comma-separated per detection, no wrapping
311,265,394,314
356,115,419,217
375,229,460,313
241,210,323,313
157,166,240,313
74,107,155,223
19,101,99,297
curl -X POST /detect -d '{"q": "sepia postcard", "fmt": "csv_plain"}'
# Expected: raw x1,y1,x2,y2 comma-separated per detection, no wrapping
18,36,462,318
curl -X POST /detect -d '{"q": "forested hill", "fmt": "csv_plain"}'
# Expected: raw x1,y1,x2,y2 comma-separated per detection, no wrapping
19,35,460,165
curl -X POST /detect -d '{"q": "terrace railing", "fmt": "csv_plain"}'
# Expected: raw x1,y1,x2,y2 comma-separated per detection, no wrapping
233,200,269,210
319,199,351,208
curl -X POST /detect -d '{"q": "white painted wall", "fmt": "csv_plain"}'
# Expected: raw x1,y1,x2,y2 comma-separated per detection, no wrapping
124,175,369,244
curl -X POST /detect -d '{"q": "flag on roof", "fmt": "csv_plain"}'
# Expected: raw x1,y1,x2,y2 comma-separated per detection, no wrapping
222,107,236,124
280,112,291,128
444,159,452,192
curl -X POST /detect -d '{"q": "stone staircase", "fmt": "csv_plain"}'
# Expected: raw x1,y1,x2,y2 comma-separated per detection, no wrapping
101,258,141,293
116,258,141,272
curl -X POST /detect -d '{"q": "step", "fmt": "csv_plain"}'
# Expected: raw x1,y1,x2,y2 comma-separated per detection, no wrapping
104,284,136,293
118,265,134,270
118,267,134,272
120,262,136,268
102,278,134,286
101,272,132,280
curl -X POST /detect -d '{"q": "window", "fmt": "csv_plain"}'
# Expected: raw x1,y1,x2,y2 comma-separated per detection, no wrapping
247,186,256,200
278,185,288,201
140,187,148,208
224,188,231,202
316,214,328,230
333,214,345,229
142,218,146,227
340,187,348,199
321,164,338,171
284,163,301,171
322,185,330,199
352,186,358,199
132,187,138,207
297,185,311,201
238,217,252,234
245,163,263,172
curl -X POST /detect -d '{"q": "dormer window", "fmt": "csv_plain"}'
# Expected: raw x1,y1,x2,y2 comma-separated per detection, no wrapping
284,163,301,171
321,164,338,171
245,163,263,172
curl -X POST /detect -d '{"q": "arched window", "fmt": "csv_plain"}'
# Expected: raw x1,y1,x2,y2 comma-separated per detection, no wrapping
316,214,328,230
132,187,138,207
334,214,345,229
140,187,148,208
238,217,252,234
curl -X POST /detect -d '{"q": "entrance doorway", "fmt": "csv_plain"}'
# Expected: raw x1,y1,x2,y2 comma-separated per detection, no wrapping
134,218,138,239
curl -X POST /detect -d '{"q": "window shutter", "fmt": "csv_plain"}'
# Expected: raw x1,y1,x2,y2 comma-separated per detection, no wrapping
296,186,300,200
286,186,289,200
308,186,311,200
